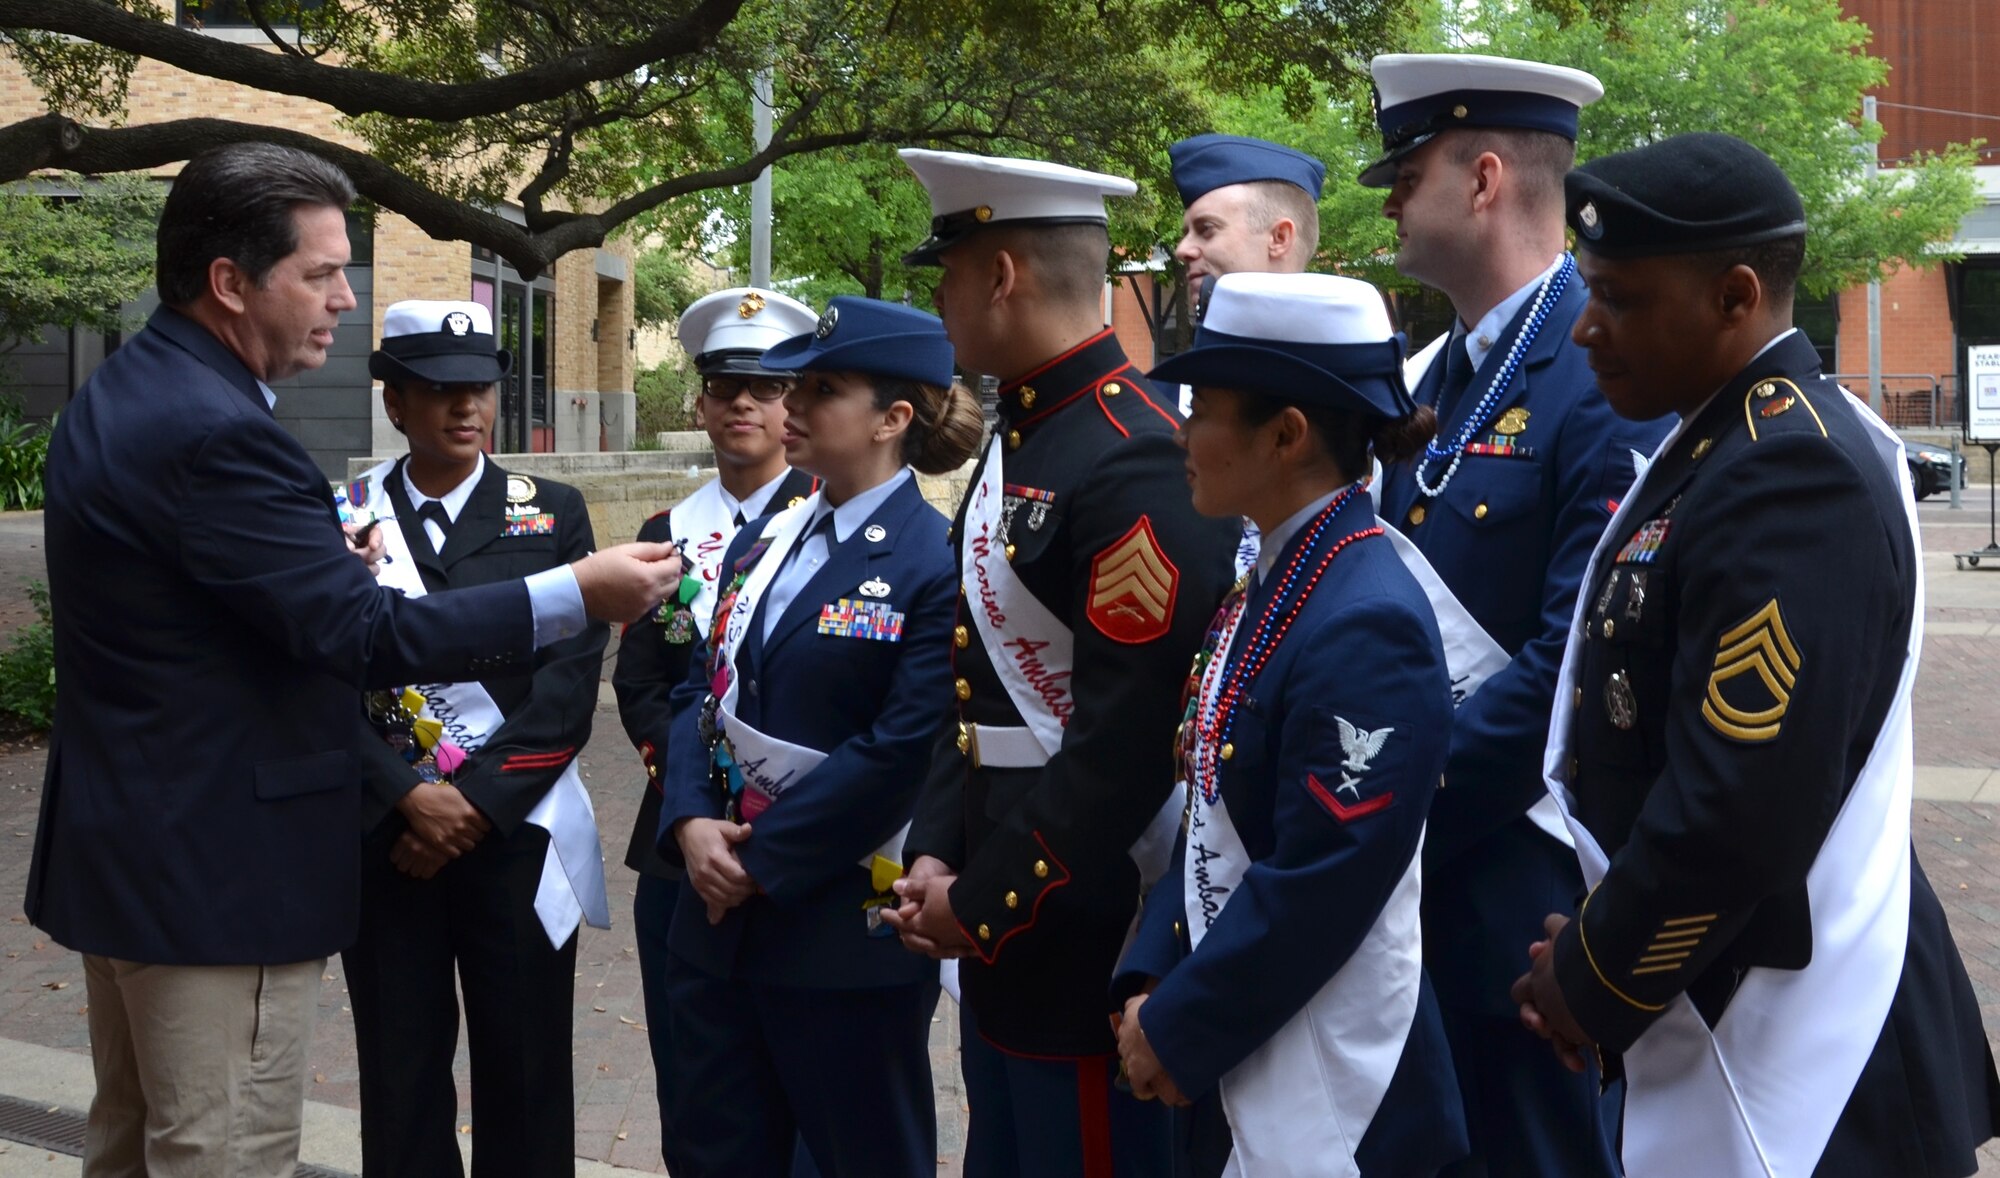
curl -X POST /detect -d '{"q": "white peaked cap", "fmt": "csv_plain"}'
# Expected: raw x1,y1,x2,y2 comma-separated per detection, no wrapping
897,149,1136,264
676,287,819,375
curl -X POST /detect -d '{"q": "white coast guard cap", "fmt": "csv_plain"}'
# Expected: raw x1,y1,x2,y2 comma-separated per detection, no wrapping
898,149,1137,266
676,287,819,376
1360,54,1604,187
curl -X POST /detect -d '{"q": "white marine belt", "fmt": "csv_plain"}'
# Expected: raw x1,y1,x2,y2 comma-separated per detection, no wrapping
957,721,1048,769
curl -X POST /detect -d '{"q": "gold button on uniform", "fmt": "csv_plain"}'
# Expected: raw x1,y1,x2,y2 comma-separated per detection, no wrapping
977,924,992,941
1691,437,1713,461
1007,429,1022,450
1004,891,1019,909
1408,505,1426,527
1220,743,1235,761
1004,543,1017,561
1020,387,1037,408
954,625,969,649
956,725,971,754
1033,860,1049,879
1602,619,1616,639
1103,382,1122,396
955,677,972,700
1474,503,1489,520
1573,686,1583,708
1172,920,1183,938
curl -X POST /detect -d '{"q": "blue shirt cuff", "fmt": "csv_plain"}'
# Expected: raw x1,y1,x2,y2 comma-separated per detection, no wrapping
525,565,587,646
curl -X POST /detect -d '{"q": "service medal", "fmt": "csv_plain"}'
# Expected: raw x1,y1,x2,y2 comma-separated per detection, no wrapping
1605,670,1638,730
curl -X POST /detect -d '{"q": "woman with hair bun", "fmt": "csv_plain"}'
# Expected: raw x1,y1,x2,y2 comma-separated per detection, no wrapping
1111,272,1470,1177
657,296,980,1178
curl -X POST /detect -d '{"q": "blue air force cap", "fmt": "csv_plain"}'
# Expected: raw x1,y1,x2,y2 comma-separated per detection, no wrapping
1149,272,1413,419
1360,53,1603,188
1566,132,1807,258
762,297,956,388
1170,134,1327,205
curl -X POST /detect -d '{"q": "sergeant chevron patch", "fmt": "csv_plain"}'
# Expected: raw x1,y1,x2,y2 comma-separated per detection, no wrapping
1087,515,1178,644
1702,598,1801,743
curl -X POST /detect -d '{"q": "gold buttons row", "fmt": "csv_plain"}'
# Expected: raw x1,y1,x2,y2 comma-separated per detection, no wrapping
1407,503,1490,526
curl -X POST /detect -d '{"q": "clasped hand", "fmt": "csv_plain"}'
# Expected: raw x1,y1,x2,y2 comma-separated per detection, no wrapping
675,817,758,925
391,780,490,879
879,854,974,958
1116,993,1188,1106
1509,913,1595,1074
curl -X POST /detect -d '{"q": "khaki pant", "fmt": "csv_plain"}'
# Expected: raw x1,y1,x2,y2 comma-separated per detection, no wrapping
80,954,324,1178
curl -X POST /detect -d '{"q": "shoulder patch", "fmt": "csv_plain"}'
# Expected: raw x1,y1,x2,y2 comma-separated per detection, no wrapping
1702,598,1801,743
1744,377,1826,441
1087,515,1179,644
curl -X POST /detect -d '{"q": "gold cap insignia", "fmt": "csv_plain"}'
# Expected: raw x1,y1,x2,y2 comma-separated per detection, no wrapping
737,292,766,318
505,474,538,504
1494,407,1531,436
974,205,994,223
1452,104,1469,118
1702,598,1801,743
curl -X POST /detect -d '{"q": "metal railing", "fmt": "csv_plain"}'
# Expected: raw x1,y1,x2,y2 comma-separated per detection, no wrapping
1828,374,1960,429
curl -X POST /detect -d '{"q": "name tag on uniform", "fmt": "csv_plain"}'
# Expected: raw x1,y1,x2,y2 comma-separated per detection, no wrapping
502,513,556,537
817,598,905,642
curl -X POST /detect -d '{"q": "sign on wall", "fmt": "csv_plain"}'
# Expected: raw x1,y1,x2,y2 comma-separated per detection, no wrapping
1968,344,2000,444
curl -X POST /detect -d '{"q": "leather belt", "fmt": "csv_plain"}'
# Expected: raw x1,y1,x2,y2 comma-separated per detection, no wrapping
956,721,1049,769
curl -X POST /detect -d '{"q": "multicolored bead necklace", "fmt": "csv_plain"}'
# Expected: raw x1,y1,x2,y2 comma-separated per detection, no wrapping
1412,253,1575,499
1177,483,1384,805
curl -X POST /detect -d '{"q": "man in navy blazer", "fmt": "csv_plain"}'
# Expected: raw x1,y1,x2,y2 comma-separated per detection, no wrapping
26,142,679,1178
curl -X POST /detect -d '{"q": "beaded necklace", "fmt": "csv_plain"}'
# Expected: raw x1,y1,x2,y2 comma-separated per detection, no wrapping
1412,253,1575,499
1176,483,1384,805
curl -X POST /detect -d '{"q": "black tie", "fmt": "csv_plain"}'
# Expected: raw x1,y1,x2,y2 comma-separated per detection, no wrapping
732,509,747,528
417,501,452,545
1434,334,1477,425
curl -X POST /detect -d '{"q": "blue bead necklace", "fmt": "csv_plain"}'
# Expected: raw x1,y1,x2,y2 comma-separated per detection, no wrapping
1412,253,1575,499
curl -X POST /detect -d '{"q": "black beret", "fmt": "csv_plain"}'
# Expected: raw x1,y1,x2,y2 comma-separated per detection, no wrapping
1565,132,1806,258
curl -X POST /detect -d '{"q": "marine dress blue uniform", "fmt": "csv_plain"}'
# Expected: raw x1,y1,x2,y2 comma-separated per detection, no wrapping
655,300,962,1178
1117,271,1468,1177
1364,52,1672,1176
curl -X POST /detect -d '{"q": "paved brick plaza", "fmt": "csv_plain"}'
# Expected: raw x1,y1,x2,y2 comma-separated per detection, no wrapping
0,493,1997,1173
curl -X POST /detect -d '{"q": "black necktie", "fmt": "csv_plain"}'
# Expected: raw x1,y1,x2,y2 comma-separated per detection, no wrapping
417,501,452,546
732,509,747,528
1434,334,1477,425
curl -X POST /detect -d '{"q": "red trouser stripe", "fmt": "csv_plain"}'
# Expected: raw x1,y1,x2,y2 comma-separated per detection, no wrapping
1076,1054,1114,1178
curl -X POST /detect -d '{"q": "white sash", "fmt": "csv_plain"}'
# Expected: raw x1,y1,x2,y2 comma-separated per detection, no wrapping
1181,594,1422,1178
357,460,609,949
960,435,1075,759
1540,391,1918,1176
668,478,739,639
709,495,907,869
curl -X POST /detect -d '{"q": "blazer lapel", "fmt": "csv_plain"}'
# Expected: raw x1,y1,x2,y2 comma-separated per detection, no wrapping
760,479,922,662
439,461,508,570
383,459,447,585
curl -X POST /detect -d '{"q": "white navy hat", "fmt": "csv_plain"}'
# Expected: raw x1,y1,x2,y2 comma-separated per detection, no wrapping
677,287,819,376
1360,53,1604,188
369,299,512,385
1149,273,1413,418
898,149,1137,266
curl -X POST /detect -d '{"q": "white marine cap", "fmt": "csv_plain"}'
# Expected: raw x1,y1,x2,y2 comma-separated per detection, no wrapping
898,148,1137,266
1148,272,1413,418
369,299,510,385
676,287,819,376
1360,53,1604,187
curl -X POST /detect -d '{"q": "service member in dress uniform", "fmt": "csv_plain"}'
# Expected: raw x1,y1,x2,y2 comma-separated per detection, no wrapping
1111,272,1469,1177
656,297,985,1178
1168,133,1326,418
1361,53,1672,1176
881,149,1242,1178
1511,131,2000,1178
611,286,821,1175
342,300,612,1178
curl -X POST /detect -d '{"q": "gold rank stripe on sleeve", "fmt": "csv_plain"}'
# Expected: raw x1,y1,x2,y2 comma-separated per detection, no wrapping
1086,516,1180,644
1576,889,1668,1012
1702,598,1802,743
1634,913,1715,975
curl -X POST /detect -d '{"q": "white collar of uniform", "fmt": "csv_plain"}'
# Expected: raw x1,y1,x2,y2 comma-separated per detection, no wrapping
811,467,912,543
1460,254,1566,369
1679,326,1802,425
257,380,277,410
402,451,487,523
1255,488,1342,585
724,466,798,524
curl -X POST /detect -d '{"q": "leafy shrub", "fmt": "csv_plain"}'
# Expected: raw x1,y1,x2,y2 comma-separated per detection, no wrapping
0,398,51,511
634,359,701,438
0,582,55,733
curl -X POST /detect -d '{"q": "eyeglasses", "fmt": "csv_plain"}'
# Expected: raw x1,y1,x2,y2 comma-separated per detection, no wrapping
702,376,793,403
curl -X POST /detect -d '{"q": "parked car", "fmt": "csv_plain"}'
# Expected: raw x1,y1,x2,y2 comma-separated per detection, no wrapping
1904,440,1969,500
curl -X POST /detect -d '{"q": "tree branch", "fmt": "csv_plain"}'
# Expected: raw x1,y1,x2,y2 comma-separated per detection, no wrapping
0,0,747,121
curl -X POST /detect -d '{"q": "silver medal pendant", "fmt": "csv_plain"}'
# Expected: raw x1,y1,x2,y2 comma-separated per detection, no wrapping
1605,670,1637,730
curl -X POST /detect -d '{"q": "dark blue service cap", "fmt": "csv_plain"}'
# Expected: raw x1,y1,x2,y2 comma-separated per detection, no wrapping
762,296,956,388
1566,132,1807,258
1170,134,1327,204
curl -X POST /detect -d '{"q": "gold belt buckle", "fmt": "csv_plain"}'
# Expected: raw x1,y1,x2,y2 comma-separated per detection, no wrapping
958,720,983,768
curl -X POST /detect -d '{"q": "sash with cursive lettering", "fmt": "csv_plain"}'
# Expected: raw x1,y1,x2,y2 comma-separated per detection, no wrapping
355,458,609,948
1540,390,1917,1176
667,477,738,639
959,435,1075,760
1179,591,1422,1178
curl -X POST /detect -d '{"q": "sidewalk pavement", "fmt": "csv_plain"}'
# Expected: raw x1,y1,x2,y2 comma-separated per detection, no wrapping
0,497,1997,1174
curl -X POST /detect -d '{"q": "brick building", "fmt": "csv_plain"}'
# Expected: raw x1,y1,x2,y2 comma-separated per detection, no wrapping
0,4,636,477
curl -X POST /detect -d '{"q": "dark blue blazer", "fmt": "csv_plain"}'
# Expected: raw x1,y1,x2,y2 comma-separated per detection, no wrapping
1378,282,1674,1015
27,307,535,966
1115,495,1467,1174
659,476,956,989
